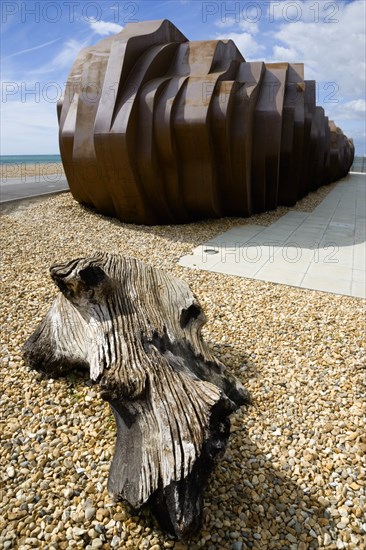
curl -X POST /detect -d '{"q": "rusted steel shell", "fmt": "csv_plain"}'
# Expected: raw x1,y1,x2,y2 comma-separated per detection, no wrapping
58,20,354,225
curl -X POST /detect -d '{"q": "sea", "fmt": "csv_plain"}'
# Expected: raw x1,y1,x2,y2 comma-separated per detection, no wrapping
0,155,61,165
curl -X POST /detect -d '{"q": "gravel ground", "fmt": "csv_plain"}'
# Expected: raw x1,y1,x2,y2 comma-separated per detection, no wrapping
0,184,365,550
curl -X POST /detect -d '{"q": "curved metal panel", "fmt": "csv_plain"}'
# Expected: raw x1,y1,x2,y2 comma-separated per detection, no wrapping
59,20,355,225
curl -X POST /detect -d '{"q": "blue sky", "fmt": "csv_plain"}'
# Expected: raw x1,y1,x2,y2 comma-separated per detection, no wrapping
1,0,365,155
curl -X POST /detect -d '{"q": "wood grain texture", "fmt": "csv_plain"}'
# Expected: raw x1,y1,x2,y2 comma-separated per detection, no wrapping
23,252,250,538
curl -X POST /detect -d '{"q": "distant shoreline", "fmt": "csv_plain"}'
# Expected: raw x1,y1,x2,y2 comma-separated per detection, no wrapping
0,154,61,164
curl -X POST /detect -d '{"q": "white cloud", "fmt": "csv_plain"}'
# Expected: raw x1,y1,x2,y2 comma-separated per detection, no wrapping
216,32,264,59
272,45,300,63
214,16,237,29
265,1,365,153
239,19,259,35
89,20,123,36
345,99,366,115
213,1,364,153
268,1,366,98
214,17,259,34
52,39,90,70
324,99,366,121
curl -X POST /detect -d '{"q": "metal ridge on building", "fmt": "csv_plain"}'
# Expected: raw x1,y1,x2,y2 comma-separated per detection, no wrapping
58,19,354,225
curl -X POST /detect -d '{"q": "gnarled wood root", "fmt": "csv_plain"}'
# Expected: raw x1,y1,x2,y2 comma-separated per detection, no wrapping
23,252,250,538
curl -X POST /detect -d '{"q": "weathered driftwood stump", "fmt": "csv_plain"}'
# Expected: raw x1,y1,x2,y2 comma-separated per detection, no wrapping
23,252,249,538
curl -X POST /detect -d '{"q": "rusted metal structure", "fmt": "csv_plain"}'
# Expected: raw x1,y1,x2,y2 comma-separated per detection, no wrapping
58,20,354,225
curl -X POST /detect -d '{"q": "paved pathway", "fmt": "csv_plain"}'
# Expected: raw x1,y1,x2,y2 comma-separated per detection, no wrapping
179,173,366,298
0,174,69,203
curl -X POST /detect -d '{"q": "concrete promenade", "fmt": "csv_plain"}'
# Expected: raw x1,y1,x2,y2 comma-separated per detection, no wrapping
179,173,366,298
0,174,69,203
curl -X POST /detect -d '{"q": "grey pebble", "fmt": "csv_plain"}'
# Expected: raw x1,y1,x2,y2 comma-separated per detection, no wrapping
85,507,96,520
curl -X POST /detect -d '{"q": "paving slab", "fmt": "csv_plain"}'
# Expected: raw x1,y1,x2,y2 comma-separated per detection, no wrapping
179,173,366,298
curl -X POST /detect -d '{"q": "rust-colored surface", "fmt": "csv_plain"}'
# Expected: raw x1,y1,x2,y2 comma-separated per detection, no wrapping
58,20,354,225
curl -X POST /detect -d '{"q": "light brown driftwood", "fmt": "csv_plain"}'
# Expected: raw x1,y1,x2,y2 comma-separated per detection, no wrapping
23,252,249,538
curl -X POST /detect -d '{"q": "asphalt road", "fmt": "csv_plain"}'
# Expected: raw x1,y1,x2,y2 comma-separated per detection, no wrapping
0,175,70,203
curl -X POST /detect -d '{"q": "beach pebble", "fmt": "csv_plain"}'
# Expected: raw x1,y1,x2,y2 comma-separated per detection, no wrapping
6,465,15,478
1,187,365,550
85,507,96,521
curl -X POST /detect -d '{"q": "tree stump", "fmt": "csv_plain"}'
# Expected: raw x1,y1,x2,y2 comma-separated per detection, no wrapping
23,252,250,538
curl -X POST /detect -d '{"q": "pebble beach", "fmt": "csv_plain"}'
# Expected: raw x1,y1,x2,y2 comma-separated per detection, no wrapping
0,185,365,550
